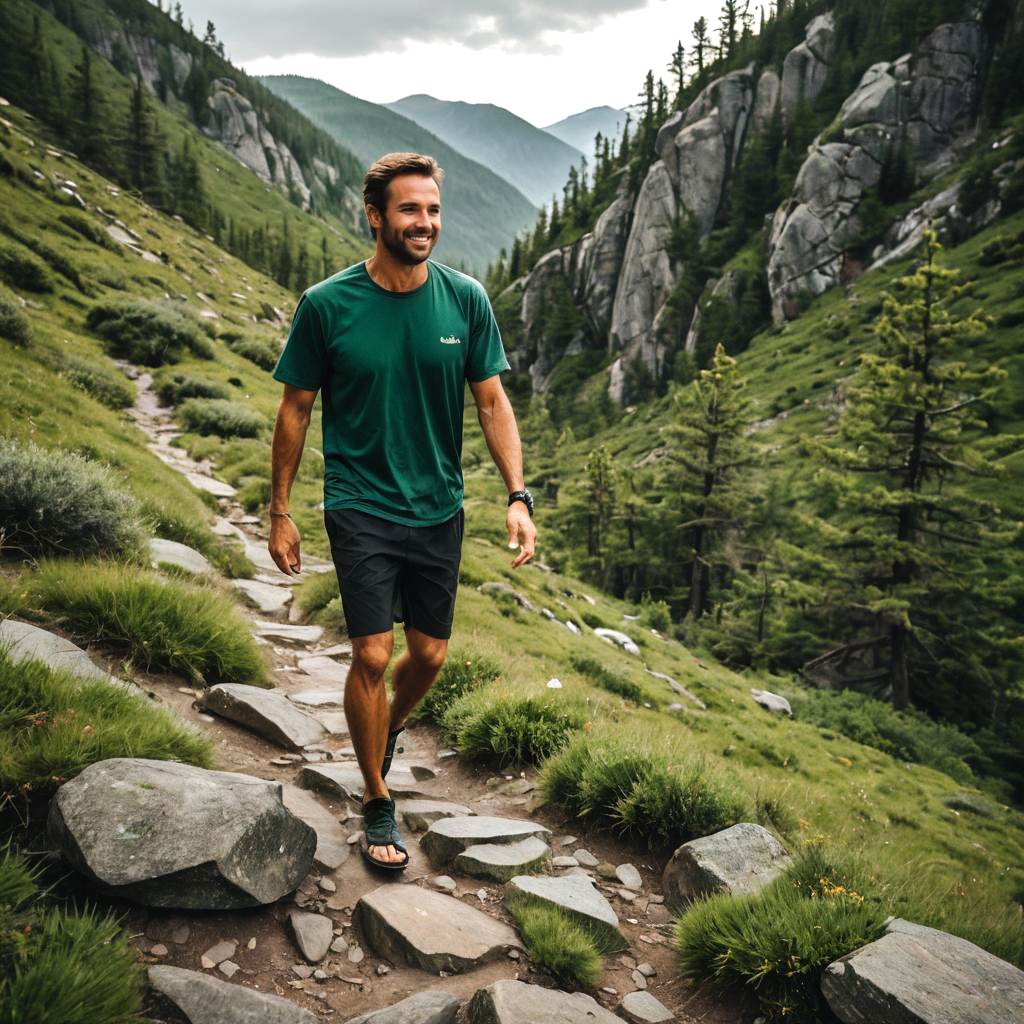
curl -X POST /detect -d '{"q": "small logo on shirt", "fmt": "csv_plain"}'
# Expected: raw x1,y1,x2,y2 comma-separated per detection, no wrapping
440,335,462,345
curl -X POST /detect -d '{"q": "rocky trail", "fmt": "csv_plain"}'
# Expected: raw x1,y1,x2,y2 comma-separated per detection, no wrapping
14,368,745,1024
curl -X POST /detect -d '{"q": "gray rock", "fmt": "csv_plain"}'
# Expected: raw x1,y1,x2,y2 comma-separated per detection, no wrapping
281,784,350,871
149,538,215,576
397,799,473,832
431,874,457,893
344,991,461,1024
455,836,552,882
620,990,675,1024
355,883,523,972
821,918,1024,1024
48,759,315,909
593,628,641,656
288,689,344,707
252,621,324,643
197,684,327,750
750,688,792,716
148,964,318,1023
289,910,333,963
662,822,792,909
0,619,119,685
468,979,621,1024
300,763,432,802
781,12,836,121
421,816,551,864
296,655,350,680
574,849,599,867
505,874,625,950
615,863,643,890
184,472,236,498
478,581,536,612
230,578,293,614
752,69,781,135
552,855,579,868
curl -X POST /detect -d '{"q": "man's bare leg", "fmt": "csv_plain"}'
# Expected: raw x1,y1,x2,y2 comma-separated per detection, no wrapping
389,626,448,731
344,631,405,864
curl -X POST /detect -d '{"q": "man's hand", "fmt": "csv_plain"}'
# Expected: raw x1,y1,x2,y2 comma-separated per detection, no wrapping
506,503,536,568
268,515,302,576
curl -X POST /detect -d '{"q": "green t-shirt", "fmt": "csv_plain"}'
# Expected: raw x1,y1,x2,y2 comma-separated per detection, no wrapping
273,259,510,526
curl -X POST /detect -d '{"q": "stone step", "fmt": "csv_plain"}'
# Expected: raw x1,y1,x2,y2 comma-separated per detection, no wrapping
395,799,473,832
505,874,626,951
299,763,433,802
253,621,324,644
287,689,344,707
420,816,551,865
454,836,551,882
354,883,523,973
467,980,621,1024
344,990,460,1024
280,784,350,871
197,684,327,750
149,538,215,575
230,578,293,614
184,471,236,498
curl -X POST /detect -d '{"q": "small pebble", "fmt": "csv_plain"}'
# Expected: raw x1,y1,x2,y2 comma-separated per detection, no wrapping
476,888,489,902
618,888,638,902
348,944,364,964
313,969,328,981
648,894,664,904
149,943,168,956
340,975,365,985
375,964,390,976
315,991,328,1002
197,713,216,723
626,917,639,924
574,849,599,867
319,878,336,893
631,969,647,989
507,949,520,960
219,961,239,979
558,835,578,846
552,855,579,868
303,752,323,763
292,964,313,979
431,875,456,893
438,749,457,759
601,986,617,995
347,832,363,845
637,962,656,977
247,937,257,950
620,955,637,969
330,936,349,954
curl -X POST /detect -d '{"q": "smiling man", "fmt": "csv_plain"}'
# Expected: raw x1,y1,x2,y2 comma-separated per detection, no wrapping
267,152,536,870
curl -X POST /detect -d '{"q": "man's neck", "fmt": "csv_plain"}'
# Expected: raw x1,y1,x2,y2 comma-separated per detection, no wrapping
365,250,429,292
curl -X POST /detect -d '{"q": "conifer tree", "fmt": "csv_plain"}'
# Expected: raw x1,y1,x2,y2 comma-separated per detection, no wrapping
690,17,710,76
810,231,1019,713
669,40,686,107
661,343,755,620
719,1,740,59
171,137,206,229
124,75,162,202
584,444,618,587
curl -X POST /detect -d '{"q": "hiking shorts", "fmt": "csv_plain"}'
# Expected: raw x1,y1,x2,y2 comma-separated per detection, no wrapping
323,506,464,640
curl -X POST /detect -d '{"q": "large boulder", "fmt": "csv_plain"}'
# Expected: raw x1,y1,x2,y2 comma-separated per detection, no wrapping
781,13,837,120
0,619,117,685
149,538,214,575
821,918,1024,1024
48,759,316,908
662,822,792,908
468,979,621,1024
148,965,318,1023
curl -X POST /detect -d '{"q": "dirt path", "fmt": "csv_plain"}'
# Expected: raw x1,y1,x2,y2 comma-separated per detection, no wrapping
120,370,746,1024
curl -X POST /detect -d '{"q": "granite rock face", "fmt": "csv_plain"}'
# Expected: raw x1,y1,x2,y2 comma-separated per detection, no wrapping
821,918,1024,1024
781,12,837,120
48,759,316,908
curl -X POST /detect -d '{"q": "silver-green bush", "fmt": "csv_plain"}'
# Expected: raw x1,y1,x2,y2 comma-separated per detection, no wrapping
178,398,267,438
85,299,214,366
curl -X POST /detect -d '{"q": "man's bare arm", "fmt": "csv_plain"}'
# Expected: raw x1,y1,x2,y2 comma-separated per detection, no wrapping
469,375,536,568
268,384,318,576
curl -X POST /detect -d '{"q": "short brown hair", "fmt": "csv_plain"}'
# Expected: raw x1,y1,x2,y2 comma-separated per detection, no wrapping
362,152,444,236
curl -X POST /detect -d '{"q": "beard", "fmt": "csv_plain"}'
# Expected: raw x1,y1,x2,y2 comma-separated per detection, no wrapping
379,215,438,266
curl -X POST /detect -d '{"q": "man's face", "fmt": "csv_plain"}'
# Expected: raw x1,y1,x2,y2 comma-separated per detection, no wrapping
369,174,441,265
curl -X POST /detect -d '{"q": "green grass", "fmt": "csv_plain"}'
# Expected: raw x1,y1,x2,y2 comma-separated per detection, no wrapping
415,650,502,722
0,645,212,798
504,895,603,988
154,371,230,405
0,296,31,347
177,397,267,439
58,354,135,410
0,560,271,687
85,298,214,366
569,652,646,704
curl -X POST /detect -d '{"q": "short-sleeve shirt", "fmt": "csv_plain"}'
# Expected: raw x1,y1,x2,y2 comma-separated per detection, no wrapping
272,259,510,526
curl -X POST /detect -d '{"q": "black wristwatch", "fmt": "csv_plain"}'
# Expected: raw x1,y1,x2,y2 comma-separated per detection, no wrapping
508,488,534,517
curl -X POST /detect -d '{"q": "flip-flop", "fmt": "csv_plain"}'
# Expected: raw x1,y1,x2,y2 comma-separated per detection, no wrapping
359,796,409,872
381,725,405,779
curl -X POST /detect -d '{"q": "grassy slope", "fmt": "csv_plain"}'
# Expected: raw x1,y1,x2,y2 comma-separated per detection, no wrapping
2,91,1021,958
258,75,538,275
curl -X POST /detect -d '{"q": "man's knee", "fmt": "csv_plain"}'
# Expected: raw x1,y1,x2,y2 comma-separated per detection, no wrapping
409,634,448,674
352,633,393,680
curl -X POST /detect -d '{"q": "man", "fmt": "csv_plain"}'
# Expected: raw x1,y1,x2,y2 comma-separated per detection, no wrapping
267,152,536,871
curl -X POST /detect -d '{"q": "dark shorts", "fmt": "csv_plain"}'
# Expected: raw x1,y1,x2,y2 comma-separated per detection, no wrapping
323,506,464,640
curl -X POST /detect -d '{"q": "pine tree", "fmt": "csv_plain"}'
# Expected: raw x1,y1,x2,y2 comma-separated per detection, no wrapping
321,234,330,279
660,343,755,621
719,1,740,60
584,445,618,587
124,76,162,201
508,236,523,280
810,230,1020,714
171,137,207,228
690,17,710,77
668,40,686,108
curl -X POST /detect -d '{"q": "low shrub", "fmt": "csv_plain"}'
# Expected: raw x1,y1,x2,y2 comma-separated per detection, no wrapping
29,241,85,292
85,299,214,366
0,242,53,292
0,646,212,798
416,651,501,722
178,398,266,438
442,690,586,767
504,895,604,986
156,372,230,405
296,571,341,617
0,439,144,558
639,593,672,632
57,211,120,250
221,330,279,371
580,610,608,629
542,733,747,851
569,653,645,704
2,560,271,687
0,847,146,1023
60,355,134,409
0,297,31,347
238,477,271,512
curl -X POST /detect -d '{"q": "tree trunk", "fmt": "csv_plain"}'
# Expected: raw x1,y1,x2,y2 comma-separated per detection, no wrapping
890,622,910,709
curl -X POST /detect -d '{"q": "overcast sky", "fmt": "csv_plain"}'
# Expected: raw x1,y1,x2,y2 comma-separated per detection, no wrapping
175,0,758,126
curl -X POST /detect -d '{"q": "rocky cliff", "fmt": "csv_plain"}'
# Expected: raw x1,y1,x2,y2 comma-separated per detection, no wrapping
509,4,1019,404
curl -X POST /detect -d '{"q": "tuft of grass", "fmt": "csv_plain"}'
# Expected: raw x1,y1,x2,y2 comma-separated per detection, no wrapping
0,646,213,798
295,571,341,617
155,371,230,405
441,689,586,767
57,211,120,251
0,846,38,911
59,355,135,410
416,650,502,722
569,653,645,703
0,242,53,292
0,560,271,687
0,296,31,347
504,894,603,988
178,398,266,438
85,298,214,365
221,330,279,371
0,438,145,559
542,732,747,851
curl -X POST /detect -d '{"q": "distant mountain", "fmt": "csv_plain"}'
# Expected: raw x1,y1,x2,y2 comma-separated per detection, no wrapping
386,94,583,208
259,76,537,275
543,106,628,158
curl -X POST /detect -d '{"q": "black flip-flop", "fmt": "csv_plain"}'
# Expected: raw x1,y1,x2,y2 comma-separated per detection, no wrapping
381,725,405,779
359,796,409,872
